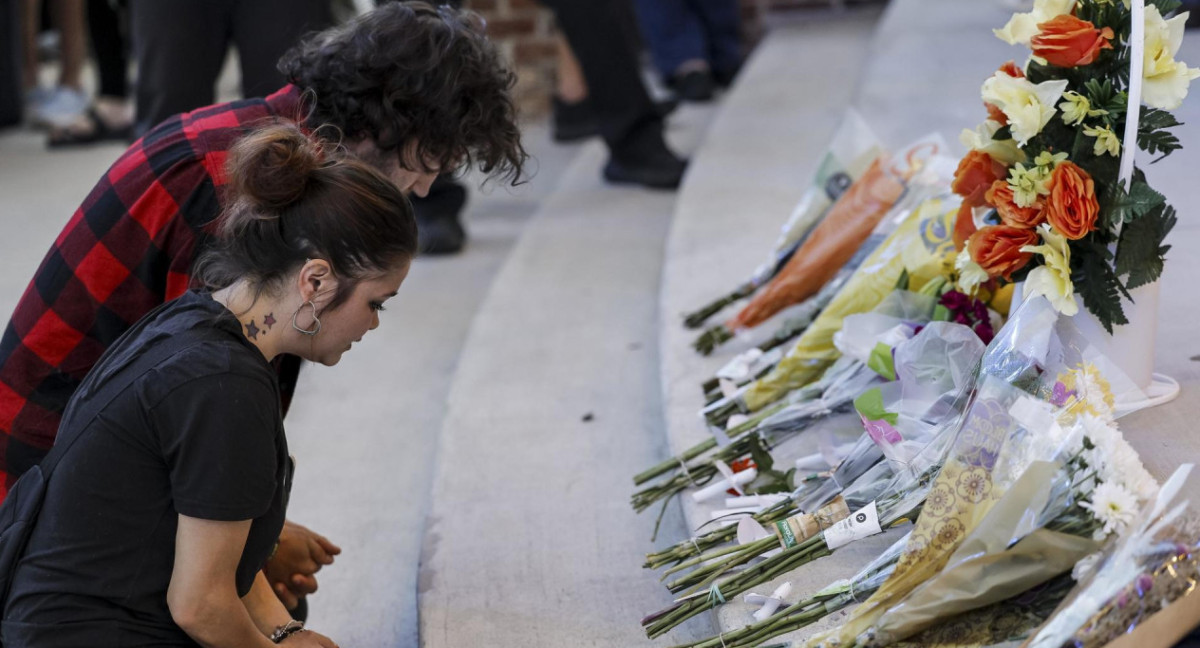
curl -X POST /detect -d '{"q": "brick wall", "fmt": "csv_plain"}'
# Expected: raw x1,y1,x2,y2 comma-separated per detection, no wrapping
462,0,559,118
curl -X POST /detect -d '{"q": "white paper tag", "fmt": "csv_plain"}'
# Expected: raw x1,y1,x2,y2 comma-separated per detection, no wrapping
823,501,883,550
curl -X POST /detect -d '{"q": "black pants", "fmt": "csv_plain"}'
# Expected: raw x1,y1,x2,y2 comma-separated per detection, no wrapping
87,0,128,99
130,0,332,135
538,0,661,154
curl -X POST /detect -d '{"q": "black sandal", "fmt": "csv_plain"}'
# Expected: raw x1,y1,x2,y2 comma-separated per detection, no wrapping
47,106,134,149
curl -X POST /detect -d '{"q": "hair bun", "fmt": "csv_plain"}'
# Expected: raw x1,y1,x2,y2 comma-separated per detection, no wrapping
228,122,324,211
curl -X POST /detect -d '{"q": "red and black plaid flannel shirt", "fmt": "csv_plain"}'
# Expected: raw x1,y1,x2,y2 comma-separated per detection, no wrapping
0,86,305,496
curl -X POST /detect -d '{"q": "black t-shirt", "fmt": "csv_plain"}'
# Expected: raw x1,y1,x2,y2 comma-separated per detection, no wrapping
2,291,291,647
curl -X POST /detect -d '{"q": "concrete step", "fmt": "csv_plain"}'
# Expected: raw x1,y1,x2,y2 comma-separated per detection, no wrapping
416,103,719,647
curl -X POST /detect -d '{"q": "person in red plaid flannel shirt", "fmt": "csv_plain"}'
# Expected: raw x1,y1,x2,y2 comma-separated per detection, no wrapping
0,1,525,617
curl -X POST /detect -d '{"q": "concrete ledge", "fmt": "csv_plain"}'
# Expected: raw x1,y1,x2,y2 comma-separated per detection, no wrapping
654,0,1200,644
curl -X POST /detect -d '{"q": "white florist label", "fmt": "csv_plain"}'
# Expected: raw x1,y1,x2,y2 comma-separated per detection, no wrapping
823,501,882,550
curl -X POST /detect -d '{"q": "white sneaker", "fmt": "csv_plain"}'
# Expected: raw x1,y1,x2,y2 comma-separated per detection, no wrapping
32,86,88,129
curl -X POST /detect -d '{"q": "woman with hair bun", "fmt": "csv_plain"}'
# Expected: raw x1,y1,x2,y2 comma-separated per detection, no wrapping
0,123,416,647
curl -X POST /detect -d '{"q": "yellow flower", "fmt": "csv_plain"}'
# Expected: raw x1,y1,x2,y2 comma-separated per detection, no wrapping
1006,162,1051,208
958,119,1026,166
1033,150,1068,168
1082,124,1121,157
1020,224,1077,316
981,73,1069,145
955,250,989,295
1057,362,1116,420
994,0,1077,46
1142,6,1200,110
1058,91,1108,126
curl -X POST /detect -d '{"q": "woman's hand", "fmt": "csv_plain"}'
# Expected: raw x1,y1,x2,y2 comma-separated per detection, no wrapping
265,520,342,609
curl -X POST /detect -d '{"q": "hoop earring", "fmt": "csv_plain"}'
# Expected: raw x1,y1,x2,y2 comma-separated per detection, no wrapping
292,301,322,336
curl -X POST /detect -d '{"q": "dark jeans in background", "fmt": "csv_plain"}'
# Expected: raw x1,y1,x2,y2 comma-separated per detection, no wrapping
0,0,21,127
632,0,741,79
537,0,663,155
130,0,332,135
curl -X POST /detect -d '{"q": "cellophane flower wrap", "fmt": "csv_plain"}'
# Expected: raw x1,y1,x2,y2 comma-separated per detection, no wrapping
805,294,1152,647
741,193,959,413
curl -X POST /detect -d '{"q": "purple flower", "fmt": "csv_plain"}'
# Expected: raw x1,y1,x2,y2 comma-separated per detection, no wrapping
972,321,995,345
1051,381,1078,407
971,299,990,322
939,291,970,311
1136,573,1154,597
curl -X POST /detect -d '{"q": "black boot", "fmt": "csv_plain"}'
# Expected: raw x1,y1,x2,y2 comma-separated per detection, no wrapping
602,119,687,190
412,177,468,256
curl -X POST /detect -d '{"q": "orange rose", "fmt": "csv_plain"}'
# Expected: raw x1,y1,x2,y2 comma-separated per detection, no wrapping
985,180,1045,229
984,62,1025,125
997,61,1025,79
967,225,1038,280
952,150,1008,207
1044,161,1099,240
1031,15,1114,68
953,202,977,252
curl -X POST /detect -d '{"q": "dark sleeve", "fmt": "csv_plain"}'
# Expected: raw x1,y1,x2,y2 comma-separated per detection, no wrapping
152,372,280,521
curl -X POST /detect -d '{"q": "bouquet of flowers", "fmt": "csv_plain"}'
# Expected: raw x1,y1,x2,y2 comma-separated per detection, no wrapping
682,111,883,329
806,296,1160,648
639,320,988,638
953,0,1196,331
1026,463,1196,648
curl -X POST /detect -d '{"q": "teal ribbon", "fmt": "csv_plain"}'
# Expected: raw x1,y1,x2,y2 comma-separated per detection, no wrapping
706,582,726,608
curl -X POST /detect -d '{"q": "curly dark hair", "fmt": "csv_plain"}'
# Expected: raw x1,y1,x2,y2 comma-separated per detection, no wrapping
279,2,527,184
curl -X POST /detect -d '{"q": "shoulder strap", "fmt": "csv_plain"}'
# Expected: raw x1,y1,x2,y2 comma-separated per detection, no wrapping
38,329,207,477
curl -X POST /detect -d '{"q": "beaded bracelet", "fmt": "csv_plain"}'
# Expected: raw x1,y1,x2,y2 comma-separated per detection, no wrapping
270,620,308,643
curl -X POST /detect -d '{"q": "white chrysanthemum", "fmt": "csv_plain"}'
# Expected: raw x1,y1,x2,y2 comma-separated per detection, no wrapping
1082,481,1139,537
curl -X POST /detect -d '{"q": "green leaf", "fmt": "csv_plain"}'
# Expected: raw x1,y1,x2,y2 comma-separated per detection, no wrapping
1116,203,1177,290
853,388,898,425
1071,240,1129,334
748,436,775,473
993,124,1013,141
1083,78,1115,107
867,342,897,381
1102,178,1166,226
1138,107,1184,160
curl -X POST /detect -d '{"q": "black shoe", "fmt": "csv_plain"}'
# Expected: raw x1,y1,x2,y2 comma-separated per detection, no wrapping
712,62,742,89
413,179,468,255
603,125,687,190
552,96,600,142
669,69,715,103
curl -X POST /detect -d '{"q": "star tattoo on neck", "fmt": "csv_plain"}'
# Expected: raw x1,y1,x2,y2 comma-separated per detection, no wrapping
263,313,276,330
245,319,261,340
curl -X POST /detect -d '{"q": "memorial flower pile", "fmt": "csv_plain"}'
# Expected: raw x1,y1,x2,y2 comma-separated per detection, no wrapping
955,0,1196,331
633,3,1194,647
